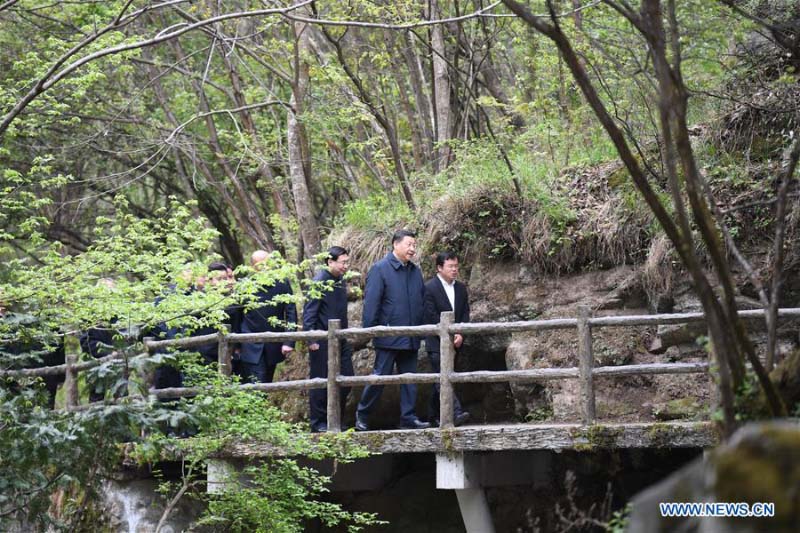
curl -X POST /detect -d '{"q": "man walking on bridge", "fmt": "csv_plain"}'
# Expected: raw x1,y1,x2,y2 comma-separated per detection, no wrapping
303,246,354,433
424,252,471,427
238,250,296,383
355,230,430,431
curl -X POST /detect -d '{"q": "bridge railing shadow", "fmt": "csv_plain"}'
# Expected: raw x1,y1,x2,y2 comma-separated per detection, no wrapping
4,308,800,431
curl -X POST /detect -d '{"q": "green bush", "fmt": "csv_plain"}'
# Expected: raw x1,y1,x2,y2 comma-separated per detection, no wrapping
337,193,413,231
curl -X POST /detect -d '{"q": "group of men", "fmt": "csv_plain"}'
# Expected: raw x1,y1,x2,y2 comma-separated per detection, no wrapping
148,252,298,390
0,303,66,409
297,230,472,432
82,229,472,433
350,229,471,432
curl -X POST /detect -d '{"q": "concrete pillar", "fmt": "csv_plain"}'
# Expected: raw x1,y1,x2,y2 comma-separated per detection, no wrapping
436,453,495,533
455,489,494,533
206,459,237,494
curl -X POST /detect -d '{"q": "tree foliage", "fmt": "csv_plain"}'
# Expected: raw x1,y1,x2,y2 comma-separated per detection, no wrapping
0,196,366,529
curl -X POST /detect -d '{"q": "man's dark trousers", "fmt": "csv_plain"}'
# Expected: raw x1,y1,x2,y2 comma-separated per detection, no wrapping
309,341,354,430
239,359,278,384
357,348,418,423
427,350,463,421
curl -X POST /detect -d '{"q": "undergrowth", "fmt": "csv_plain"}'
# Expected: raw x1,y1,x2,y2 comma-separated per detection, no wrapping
328,122,797,281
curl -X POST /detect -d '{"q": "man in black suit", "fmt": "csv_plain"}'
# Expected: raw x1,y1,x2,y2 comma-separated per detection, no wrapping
423,251,470,427
152,263,241,390
1,302,65,409
190,262,242,367
303,246,354,433
80,325,119,402
80,279,139,402
237,250,296,383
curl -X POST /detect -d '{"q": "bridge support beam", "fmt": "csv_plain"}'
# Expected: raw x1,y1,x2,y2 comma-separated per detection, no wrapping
207,459,237,494
436,453,495,533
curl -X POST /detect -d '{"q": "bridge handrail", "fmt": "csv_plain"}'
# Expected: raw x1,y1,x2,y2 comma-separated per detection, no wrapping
4,307,799,426
0,350,129,377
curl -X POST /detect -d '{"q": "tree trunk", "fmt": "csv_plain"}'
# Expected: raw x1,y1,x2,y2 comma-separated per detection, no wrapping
163,36,276,251
317,24,416,209
289,17,321,260
143,46,274,255
386,29,427,171
402,31,436,162
431,0,452,172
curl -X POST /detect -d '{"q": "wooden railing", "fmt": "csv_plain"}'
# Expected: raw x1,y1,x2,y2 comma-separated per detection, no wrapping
140,306,800,431
3,308,800,431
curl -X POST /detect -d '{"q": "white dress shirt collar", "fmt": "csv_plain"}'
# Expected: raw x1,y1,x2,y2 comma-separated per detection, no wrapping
437,274,456,311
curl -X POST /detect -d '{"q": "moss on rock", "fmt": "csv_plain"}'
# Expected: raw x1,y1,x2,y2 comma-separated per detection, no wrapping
713,424,800,530
651,397,703,421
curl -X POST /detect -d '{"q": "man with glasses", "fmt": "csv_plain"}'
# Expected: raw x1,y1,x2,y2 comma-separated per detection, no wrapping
424,252,471,427
303,246,353,432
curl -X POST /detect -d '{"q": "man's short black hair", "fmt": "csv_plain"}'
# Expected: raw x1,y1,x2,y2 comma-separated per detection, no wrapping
391,229,417,245
327,246,349,262
435,251,459,268
207,261,230,272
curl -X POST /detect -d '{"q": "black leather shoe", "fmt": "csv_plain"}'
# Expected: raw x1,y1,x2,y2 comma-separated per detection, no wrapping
454,412,471,427
399,418,431,430
355,414,369,432
311,423,328,433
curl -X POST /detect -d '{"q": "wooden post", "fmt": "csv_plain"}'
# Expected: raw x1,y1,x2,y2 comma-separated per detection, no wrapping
577,306,596,423
64,354,79,409
141,337,156,399
217,332,232,377
439,311,455,429
327,319,342,433
707,327,721,420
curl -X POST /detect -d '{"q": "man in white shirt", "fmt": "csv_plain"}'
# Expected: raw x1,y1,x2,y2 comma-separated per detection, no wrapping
423,251,471,427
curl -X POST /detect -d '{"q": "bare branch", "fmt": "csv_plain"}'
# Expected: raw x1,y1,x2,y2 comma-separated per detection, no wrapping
113,0,136,26
0,0,314,137
717,0,785,38
130,57,232,97
170,6,293,84
155,471,200,533
697,172,769,309
165,101,290,144
0,0,18,14
766,135,800,370
282,1,502,30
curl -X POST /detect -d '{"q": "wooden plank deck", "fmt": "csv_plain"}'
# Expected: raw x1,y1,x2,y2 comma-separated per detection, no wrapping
220,421,717,457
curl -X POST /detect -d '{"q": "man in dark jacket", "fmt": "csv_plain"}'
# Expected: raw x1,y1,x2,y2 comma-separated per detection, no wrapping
355,230,430,431
1,305,65,409
152,263,240,390
188,262,242,367
303,246,354,432
238,250,296,383
80,278,136,402
424,251,471,427
80,325,118,402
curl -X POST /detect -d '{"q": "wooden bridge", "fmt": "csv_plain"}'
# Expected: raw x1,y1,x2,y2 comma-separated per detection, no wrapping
140,306,800,452
8,307,800,453
5,307,799,531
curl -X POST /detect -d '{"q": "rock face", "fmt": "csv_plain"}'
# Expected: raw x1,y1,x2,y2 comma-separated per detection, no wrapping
627,421,800,532
470,263,715,424
101,477,205,533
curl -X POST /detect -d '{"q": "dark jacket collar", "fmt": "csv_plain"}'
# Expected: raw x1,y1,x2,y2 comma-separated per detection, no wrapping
387,252,414,270
328,271,344,283
318,268,342,281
